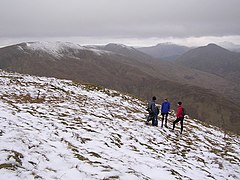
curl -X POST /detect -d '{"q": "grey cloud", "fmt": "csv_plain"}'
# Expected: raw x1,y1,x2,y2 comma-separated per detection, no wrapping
0,0,240,39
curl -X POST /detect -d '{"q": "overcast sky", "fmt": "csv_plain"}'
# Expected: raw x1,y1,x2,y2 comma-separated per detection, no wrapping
0,0,240,47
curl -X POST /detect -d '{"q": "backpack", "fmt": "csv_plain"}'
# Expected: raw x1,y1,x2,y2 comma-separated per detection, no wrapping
182,107,186,116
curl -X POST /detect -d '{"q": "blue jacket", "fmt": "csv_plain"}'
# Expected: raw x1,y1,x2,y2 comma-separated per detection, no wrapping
161,101,170,113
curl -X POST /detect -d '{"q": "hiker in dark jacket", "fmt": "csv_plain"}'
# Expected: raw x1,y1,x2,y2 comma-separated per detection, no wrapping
161,98,170,128
172,102,184,134
146,96,159,126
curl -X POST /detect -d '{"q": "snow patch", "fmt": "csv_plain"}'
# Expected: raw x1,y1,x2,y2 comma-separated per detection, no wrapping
25,41,85,58
24,41,111,58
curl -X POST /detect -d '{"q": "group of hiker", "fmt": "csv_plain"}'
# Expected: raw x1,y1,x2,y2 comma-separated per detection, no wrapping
146,96,185,134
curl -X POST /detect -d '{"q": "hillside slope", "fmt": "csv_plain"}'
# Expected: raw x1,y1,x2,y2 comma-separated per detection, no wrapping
0,71,239,180
0,42,240,134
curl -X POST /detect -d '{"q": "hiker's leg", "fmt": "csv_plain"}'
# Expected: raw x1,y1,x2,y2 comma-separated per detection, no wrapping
172,118,180,130
155,114,158,126
180,117,184,134
165,113,168,127
161,113,164,127
147,113,152,122
152,115,155,126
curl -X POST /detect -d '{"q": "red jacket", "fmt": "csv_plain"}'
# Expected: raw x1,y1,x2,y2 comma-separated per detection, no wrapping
177,105,183,118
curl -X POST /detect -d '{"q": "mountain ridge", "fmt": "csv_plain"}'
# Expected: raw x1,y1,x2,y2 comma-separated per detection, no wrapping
137,43,191,60
86,43,154,64
176,43,240,83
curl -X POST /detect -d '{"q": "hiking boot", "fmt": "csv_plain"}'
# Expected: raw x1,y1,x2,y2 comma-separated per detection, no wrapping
145,121,150,125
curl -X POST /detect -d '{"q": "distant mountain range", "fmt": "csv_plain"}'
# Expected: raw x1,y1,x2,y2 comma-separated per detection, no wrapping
176,43,240,83
137,42,240,60
0,41,239,134
137,43,191,60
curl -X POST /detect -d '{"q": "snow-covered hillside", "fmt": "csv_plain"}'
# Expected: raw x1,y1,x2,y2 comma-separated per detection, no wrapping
0,71,239,180
21,41,112,58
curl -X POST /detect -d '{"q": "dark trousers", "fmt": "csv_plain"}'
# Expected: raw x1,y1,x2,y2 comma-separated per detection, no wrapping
161,113,168,127
172,117,184,134
147,113,158,126
152,114,158,126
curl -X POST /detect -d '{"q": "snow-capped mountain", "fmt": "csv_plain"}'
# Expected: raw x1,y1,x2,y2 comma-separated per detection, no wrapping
21,41,113,58
0,71,239,179
25,41,86,57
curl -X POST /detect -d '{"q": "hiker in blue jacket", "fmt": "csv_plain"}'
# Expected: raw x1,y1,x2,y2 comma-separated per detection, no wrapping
161,98,170,128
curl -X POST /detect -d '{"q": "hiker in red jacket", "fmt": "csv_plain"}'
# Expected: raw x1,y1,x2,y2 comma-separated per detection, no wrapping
172,102,184,134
